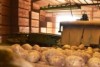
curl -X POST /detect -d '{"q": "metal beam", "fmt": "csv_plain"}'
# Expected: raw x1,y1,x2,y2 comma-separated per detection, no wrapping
72,0,78,4
80,3,100,6
84,0,89,4
40,4,81,10
78,0,83,4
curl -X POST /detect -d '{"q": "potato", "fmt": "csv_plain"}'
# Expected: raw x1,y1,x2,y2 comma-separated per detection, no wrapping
62,44,71,49
11,44,28,59
65,55,85,67
88,57,100,67
93,52,100,58
22,44,32,50
26,50,40,63
47,55,65,67
0,46,34,67
78,44,85,50
93,48,100,52
86,47,93,55
71,46,78,50
33,44,41,52
41,48,57,62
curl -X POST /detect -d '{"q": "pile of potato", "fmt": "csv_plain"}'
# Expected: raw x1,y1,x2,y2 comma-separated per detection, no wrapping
0,43,100,67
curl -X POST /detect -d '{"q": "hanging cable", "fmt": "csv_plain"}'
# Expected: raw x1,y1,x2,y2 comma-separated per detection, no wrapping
69,0,73,17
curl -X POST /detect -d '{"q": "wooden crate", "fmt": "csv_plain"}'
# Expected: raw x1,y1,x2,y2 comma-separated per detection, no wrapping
47,22,53,28
19,27,29,33
31,20,39,27
18,8,29,18
40,10,46,16
19,0,31,10
31,27,39,33
47,28,53,33
31,11,39,20
46,17,53,22
18,18,29,26
40,15,46,27
40,27,46,33
32,3,40,11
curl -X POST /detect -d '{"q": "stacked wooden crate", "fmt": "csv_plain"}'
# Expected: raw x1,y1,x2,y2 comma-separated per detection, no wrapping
11,0,31,33
0,0,11,42
40,11,56,34
31,11,39,33
31,3,40,33
40,10,46,33
46,13,56,34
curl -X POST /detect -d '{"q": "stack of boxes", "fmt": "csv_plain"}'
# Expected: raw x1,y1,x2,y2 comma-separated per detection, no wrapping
0,0,11,42
11,0,31,33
